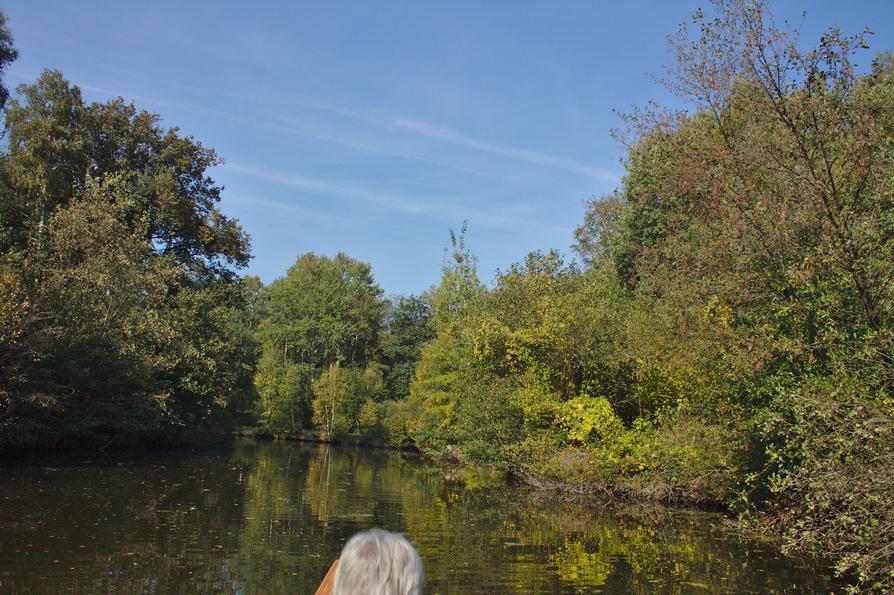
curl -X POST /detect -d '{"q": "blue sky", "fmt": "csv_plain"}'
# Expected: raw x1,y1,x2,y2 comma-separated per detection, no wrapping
5,1,894,295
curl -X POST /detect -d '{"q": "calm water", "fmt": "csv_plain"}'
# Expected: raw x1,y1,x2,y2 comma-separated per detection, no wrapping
0,440,835,594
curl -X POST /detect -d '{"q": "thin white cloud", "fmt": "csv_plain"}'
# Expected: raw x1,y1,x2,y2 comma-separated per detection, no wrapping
15,70,617,184
16,75,485,176
392,118,619,182
226,162,570,235
226,163,437,215
279,102,621,183
227,194,342,226
274,123,485,176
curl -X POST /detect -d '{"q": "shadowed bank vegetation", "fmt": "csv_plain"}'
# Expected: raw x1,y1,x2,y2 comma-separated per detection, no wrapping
1,1,892,591
0,18,256,446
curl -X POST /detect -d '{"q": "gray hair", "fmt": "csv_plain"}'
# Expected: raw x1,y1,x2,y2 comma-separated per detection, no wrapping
333,529,424,595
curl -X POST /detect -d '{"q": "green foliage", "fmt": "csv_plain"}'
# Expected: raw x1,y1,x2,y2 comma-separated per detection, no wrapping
1,71,249,274
755,371,894,590
259,253,382,367
311,362,352,439
566,1,894,588
454,386,523,468
558,397,625,445
378,399,417,446
0,11,17,111
426,221,484,327
254,351,313,434
381,294,434,400
406,321,525,467
311,362,385,440
405,322,469,453
253,252,385,436
0,43,254,447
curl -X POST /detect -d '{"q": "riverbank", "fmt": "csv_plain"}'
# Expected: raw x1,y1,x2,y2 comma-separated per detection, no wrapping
235,428,419,452
242,428,727,506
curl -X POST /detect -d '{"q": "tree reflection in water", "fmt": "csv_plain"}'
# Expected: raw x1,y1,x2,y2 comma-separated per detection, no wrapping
0,440,836,593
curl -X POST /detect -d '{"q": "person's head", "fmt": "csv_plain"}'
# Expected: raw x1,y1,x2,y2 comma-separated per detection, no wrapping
333,529,424,595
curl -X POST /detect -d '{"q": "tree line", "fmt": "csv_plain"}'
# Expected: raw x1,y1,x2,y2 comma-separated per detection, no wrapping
0,1,891,590
0,13,257,448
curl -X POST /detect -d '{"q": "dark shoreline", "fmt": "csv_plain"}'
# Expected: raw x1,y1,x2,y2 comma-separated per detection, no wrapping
235,429,420,452
3,429,727,510
239,431,728,509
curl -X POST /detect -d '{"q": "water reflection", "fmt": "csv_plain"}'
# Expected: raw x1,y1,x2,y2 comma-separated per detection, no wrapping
0,441,833,593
